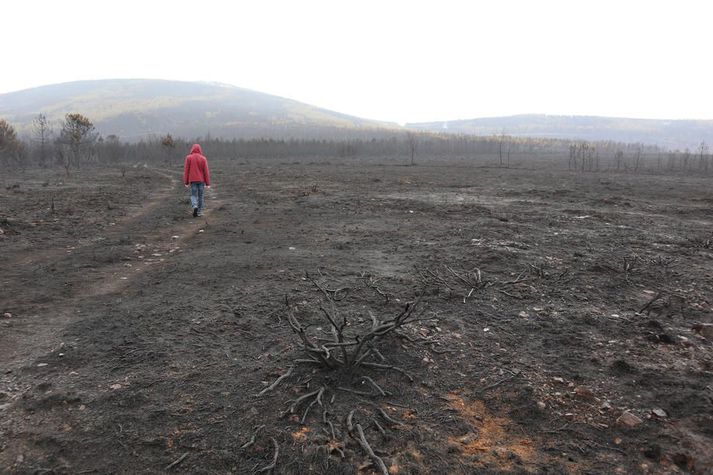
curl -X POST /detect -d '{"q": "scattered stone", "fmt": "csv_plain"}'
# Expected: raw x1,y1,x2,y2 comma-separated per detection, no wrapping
109,383,123,390
651,408,667,418
610,359,635,375
574,386,596,400
79,405,86,411
601,401,612,410
553,377,565,384
652,333,675,344
3,312,11,319
692,323,713,340
672,452,694,471
171,235,180,240
458,432,479,444
537,401,546,410
198,229,205,233
643,444,662,460
37,363,48,367
518,311,529,318
617,410,643,427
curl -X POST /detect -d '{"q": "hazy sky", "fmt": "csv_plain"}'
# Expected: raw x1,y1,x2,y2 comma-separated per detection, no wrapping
3,0,712,123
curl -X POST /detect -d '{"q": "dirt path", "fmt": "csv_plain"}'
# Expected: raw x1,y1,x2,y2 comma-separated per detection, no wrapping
1,166,223,377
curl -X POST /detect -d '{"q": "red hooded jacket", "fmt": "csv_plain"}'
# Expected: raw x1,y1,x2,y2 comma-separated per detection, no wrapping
183,144,211,186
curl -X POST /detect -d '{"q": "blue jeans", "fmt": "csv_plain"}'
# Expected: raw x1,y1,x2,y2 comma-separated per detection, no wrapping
190,182,205,213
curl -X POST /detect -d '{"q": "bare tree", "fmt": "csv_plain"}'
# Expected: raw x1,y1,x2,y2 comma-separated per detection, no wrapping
32,114,52,167
60,113,97,169
498,131,506,167
0,119,20,167
633,146,643,173
161,133,176,165
406,132,417,166
698,141,709,173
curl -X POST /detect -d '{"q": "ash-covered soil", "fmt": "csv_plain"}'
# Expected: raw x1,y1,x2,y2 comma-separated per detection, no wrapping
1,159,712,474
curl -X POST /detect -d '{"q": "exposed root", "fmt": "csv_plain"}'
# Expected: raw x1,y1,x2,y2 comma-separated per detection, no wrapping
355,424,389,475
241,424,265,449
361,362,414,382
256,367,294,397
361,376,390,396
257,438,279,473
164,452,189,471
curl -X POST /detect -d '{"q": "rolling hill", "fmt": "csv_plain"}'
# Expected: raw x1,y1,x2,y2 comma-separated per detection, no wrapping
3,80,712,150
0,79,399,141
406,114,713,151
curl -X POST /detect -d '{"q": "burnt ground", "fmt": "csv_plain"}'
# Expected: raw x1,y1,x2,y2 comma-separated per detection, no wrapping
1,159,712,474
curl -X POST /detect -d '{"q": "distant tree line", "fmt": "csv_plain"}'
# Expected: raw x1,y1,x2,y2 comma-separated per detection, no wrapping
1,113,711,176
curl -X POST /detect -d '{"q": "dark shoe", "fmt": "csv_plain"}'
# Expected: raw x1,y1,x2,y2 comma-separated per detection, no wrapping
193,207,198,217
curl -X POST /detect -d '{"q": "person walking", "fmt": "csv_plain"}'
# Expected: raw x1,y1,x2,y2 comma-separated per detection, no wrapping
183,143,211,217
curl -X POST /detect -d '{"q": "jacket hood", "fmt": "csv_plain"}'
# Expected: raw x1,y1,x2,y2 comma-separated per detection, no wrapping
190,144,203,155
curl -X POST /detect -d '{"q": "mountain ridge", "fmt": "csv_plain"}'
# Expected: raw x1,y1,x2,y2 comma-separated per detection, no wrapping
406,114,713,150
0,79,399,141
2,80,712,149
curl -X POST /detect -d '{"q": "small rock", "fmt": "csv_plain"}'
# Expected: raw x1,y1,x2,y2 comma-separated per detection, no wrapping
617,410,643,427
537,401,546,410
198,229,205,233
79,405,86,411
643,444,661,460
37,363,48,367
3,312,11,319
574,386,596,400
692,323,713,340
171,235,179,240
109,383,123,390
652,408,667,418
553,377,565,384
601,401,612,410
518,311,529,318
458,432,479,444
